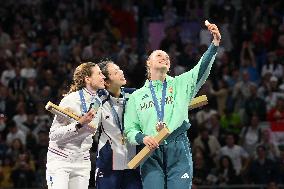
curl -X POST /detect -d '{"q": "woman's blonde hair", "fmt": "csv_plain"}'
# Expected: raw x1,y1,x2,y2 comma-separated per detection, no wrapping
67,62,97,94
146,51,155,80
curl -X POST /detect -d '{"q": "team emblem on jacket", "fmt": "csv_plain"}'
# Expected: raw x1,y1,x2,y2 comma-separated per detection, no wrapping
169,87,173,93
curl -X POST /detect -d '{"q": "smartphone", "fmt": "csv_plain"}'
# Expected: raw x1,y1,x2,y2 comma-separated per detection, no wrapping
88,101,101,112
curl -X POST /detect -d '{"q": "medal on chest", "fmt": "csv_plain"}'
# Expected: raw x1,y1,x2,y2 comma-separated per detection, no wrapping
109,92,127,146
149,80,168,133
156,121,167,132
121,135,126,145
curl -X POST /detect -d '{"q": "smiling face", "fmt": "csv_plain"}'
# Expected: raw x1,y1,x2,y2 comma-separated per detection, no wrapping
104,63,126,88
147,50,170,74
85,65,106,90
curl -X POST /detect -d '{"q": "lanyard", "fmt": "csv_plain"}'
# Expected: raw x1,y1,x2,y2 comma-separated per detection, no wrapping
108,90,126,134
149,80,167,122
79,89,101,114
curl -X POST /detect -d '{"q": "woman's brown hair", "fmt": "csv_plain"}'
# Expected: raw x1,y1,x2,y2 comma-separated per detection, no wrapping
67,62,97,94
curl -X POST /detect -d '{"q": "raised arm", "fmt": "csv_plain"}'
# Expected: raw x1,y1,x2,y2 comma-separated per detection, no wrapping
174,21,221,101
197,20,221,85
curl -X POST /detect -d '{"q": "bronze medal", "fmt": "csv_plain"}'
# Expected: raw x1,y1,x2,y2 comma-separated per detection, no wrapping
156,122,166,132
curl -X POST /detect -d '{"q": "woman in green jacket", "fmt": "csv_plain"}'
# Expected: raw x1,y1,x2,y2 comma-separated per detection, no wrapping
124,20,221,189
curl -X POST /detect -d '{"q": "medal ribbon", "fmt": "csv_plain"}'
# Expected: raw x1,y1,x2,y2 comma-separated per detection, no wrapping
108,90,126,135
149,80,167,122
79,89,101,114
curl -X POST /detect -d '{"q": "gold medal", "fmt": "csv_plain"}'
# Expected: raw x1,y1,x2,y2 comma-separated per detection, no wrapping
121,135,126,145
156,122,166,132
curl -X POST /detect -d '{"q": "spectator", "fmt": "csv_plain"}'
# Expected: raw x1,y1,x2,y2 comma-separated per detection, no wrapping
219,133,249,176
275,34,284,65
20,112,37,133
267,97,284,123
264,76,283,112
193,126,221,168
258,129,280,160
20,58,37,79
159,25,183,52
12,102,28,130
240,41,259,83
196,106,218,126
178,42,198,70
240,115,262,156
11,151,35,188
32,130,49,162
277,148,284,184
216,155,238,185
0,26,11,48
6,121,26,146
0,86,16,119
162,0,178,27
244,84,266,122
261,52,283,79
206,113,222,140
220,107,242,136
210,79,229,116
0,61,15,87
193,152,211,186
266,181,280,189
248,145,278,184
232,70,254,113
267,97,284,145
257,72,273,100
0,157,13,188
7,67,27,98
34,156,47,188
219,18,233,52
0,133,8,160
226,68,240,90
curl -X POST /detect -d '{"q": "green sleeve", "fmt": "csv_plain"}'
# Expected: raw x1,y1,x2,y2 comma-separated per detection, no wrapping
174,43,217,101
124,94,144,145
166,44,217,133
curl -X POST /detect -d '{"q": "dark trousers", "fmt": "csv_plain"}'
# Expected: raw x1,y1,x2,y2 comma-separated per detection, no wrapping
96,169,142,189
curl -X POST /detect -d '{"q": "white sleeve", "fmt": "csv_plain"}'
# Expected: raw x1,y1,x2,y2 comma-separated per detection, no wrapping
49,94,80,141
49,118,78,141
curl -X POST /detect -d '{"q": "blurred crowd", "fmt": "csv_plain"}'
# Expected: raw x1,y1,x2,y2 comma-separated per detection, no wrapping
0,0,284,188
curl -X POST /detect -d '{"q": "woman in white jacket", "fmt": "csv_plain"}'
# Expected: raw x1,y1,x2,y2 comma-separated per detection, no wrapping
46,62,105,189
95,60,142,189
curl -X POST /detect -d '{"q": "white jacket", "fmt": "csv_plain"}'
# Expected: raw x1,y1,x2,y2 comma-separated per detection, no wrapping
47,88,102,162
97,89,136,170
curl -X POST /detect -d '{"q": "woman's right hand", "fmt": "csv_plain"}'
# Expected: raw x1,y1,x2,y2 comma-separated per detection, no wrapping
143,136,159,150
78,109,97,125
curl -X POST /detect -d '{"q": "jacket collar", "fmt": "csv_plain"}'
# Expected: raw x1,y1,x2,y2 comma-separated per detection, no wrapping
83,87,96,96
143,75,173,88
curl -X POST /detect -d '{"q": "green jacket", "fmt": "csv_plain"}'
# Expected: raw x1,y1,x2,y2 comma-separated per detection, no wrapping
124,44,218,145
